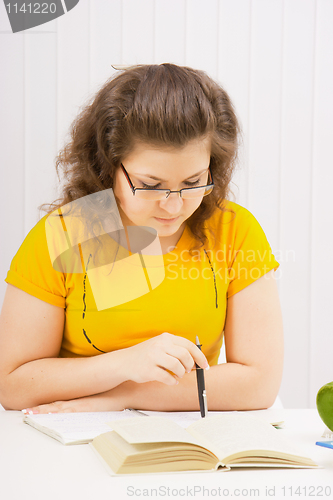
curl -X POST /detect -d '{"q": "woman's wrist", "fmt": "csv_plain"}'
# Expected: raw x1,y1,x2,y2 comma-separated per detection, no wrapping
97,348,133,389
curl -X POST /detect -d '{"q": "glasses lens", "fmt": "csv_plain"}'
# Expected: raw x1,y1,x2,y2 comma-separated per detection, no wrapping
135,189,167,201
181,185,214,199
134,185,214,201
204,185,214,196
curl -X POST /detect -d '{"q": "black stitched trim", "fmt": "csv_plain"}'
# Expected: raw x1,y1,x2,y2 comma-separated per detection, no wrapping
81,253,106,353
82,254,91,320
204,248,218,309
83,329,106,353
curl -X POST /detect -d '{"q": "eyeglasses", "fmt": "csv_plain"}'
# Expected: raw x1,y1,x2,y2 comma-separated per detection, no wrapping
120,163,214,201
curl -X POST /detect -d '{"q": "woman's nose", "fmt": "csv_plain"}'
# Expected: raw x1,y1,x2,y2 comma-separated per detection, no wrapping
158,192,184,214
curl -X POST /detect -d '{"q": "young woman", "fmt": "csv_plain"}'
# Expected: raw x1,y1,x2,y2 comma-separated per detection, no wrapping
0,64,283,413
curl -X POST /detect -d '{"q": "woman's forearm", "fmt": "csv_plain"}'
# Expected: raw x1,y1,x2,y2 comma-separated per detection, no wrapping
114,362,279,412
18,359,281,414
1,332,209,411
0,350,130,410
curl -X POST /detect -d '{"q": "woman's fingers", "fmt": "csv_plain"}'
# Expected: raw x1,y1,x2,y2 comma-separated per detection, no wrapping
156,351,187,379
127,332,209,385
22,401,71,414
161,333,209,370
161,345,195,376
153,366,180,386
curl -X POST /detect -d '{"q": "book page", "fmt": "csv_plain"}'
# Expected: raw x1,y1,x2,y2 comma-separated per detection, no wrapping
239,409,285,427
187,413,314,463
108,416,210,449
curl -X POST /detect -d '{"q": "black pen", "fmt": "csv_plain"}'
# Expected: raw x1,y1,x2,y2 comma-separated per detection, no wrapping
195,336,208,418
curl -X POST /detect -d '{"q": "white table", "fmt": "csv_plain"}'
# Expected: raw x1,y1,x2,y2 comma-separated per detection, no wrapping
0,409,333,500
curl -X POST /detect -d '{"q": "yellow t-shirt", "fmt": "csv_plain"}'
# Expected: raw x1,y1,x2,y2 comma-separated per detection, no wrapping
5,201,279,365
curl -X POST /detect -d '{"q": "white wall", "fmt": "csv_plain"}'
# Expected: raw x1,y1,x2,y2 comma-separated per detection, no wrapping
0,0,332,409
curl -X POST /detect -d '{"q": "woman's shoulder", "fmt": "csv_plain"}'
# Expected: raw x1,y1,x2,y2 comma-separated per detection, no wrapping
203,201,279,293
15,211,67,264
206,200,258,230
8,211,66,270
203,200,274,254
6,212,67,307
13,213,50,255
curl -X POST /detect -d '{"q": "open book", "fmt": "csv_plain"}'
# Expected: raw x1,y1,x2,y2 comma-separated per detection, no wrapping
90,413,318,474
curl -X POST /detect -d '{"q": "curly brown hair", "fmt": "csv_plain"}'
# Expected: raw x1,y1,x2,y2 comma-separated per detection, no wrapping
41,63,240,249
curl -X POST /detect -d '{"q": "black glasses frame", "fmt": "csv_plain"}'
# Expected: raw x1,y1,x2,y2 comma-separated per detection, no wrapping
120,163,214,199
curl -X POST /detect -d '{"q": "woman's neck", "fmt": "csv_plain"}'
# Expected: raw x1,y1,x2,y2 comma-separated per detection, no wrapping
158,223,186,255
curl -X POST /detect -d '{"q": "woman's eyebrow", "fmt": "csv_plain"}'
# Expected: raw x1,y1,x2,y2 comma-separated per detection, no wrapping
138,168,208,182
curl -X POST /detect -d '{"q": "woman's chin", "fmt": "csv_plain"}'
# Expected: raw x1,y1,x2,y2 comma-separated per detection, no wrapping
155,221,185,239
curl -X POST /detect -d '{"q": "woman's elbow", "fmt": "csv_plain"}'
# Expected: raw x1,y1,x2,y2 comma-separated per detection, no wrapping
253,367,283,410
0,374,25,411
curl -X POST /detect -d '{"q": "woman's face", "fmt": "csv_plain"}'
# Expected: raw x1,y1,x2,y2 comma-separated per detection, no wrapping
112,137,211,242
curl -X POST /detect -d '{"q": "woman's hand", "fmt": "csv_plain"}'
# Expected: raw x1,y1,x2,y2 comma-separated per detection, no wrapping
124,332,209,386
21,389,124,414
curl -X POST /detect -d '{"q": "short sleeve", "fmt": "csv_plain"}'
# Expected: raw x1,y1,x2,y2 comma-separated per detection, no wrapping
226,206,279,298
5,215,67,308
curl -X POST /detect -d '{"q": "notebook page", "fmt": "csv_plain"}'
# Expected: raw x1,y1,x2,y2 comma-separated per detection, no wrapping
23,410,135,443
132,410,282,428
142,411,201,426
141,411,222,427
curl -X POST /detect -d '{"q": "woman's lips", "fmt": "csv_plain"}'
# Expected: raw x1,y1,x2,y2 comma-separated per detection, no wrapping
154,216,179,224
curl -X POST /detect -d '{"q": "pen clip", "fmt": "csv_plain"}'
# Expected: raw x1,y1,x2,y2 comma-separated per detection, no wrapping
202,390,208,417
